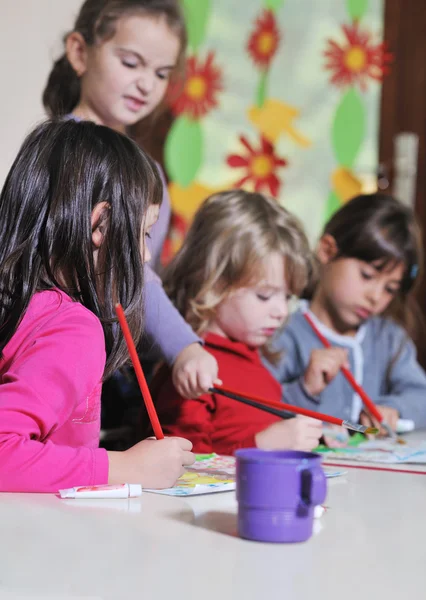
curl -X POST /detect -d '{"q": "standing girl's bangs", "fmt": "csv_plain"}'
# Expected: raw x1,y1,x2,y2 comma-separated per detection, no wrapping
93,0,186,42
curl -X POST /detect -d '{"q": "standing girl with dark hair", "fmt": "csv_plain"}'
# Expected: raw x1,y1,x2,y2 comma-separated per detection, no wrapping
42,0,220,399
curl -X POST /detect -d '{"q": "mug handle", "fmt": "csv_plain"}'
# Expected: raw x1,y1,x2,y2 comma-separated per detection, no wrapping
300,466,327,506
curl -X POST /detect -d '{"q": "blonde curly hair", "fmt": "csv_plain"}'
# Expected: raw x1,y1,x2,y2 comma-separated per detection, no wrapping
163,190,312,339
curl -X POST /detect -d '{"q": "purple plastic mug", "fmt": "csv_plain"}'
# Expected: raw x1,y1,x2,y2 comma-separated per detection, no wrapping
235,449,327,543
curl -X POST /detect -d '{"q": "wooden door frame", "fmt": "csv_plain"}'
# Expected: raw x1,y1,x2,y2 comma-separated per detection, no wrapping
379,0,426,364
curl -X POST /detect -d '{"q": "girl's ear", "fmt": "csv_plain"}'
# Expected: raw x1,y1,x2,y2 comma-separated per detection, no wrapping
66,32,89,77
91,202,111,249
316,234,339,265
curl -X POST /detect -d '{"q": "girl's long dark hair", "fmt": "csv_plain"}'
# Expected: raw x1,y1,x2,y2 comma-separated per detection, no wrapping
318,193,423,342
0,119,162,377
43,0,187,119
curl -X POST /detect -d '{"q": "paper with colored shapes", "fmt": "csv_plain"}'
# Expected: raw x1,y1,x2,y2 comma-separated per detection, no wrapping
146,470,236,496
147,454,346,496
320,439,426,464
189,453,236,475
189,453,345,479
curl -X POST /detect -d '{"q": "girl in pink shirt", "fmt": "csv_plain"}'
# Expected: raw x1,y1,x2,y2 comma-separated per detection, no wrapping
0,119,194,493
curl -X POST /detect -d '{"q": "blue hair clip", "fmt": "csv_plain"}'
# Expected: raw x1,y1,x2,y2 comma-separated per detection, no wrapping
410,264,418,279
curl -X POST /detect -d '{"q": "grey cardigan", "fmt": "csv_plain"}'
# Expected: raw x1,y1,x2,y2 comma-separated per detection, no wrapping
264,303,426,428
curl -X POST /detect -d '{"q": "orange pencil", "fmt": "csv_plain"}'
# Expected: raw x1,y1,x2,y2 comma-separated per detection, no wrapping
115,303,164,440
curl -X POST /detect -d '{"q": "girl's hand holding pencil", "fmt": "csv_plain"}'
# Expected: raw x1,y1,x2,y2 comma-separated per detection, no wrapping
114,303,195,489
360,406,399,437
303,312,400,441
303,347,349,397
108,437,195,489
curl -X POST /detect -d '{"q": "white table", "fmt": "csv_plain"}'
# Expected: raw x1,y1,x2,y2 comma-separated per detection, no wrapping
1,434,426,600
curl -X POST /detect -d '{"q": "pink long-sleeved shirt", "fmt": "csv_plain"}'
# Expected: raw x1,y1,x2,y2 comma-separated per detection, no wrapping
0,289,109,492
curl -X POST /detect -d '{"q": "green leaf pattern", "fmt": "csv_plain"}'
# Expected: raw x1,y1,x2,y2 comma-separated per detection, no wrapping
325,1,368,220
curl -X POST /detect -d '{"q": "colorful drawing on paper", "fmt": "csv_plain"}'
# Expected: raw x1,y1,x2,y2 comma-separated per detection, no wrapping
146,468,236,497
189,453,237,475
147,453,345,496
178,471,234,487
190,453,345,479
319,440,426,465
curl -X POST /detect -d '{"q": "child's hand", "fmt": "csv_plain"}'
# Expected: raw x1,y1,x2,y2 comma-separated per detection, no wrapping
303,348,349,396
108,437,195,489
360,406,399,437
172,343,222,398
255,416,323,451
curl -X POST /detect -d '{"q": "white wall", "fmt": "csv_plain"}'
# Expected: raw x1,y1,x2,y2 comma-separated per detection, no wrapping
0,0,82,185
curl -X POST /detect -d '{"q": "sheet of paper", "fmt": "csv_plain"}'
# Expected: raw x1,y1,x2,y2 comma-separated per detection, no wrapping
193,453,345,477
188,454,236,475
147,453,346,496
146,470,236,496
320,439,426,464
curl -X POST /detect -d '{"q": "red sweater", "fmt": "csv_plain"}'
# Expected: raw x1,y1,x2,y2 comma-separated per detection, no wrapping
152,333,282,454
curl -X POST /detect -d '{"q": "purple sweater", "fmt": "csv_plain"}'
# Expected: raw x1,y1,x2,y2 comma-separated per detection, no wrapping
145,165,200,363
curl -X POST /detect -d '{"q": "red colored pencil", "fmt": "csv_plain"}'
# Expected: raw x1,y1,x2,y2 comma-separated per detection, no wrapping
211,385,377,435
115,303,164,440
303,312,394,437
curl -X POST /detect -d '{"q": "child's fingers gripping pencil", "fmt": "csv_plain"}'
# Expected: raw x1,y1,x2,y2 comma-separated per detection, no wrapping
303,313,398,440
115,303,164,440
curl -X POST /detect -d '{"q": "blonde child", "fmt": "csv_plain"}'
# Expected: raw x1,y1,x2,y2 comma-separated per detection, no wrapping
267,193,426,434
42,0,219,398
150,191,323,454
0,119,194,492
